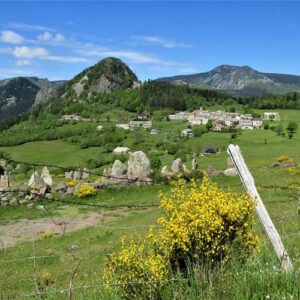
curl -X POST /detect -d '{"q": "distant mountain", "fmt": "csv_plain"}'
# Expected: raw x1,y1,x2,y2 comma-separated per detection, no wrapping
0,77,64,127
0,57,139,126
59,57,139,101
157,65,300,96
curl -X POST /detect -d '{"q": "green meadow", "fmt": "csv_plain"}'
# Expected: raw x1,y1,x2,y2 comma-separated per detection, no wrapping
0,109,300,299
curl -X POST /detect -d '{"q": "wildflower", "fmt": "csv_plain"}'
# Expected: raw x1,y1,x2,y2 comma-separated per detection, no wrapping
75,185,97,198
104,176,258,298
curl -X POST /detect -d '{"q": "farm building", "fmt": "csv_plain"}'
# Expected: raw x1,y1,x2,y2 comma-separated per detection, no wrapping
263,112,280,121
150,129,160,135
181,128,194,138
203,146,219,154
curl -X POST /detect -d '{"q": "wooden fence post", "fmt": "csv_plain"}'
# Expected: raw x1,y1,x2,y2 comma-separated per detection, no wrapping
227,144,293,272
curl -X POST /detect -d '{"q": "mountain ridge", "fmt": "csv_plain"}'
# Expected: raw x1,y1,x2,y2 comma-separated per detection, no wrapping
157,65,300,96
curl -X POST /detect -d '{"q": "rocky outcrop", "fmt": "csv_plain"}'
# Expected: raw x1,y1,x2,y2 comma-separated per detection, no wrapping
192,158,198,170
111,160,127,178
127,151,151,180
223,168,239,177
171,158,184,173
41,166,53,186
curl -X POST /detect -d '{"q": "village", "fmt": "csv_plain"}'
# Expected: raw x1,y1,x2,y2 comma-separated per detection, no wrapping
62,110,280,136
168,108,280,132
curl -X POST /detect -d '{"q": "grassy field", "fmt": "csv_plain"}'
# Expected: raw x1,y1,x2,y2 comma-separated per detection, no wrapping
0,109,300,299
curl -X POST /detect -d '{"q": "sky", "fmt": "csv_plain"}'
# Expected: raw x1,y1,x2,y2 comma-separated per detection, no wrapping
0,1,299,81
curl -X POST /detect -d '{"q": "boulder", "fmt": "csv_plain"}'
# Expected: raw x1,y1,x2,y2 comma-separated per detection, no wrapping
1,201,8,207
227,157,235,168
45,193,53,200
223,168,239,177
127,151,151,180
9,198,19,206
82,168,90,179
28,172,41,187
111,160,127,178
192,158,198,170
19,199,29,205
65,171,73,179
39,186,49,196
66,187,75,196
27,203,35,209
161,165,169,175
171,158,184,173
41,166,53,186
183,164,189,173
207,168,223,177
73,170,82,180
54,182,67,192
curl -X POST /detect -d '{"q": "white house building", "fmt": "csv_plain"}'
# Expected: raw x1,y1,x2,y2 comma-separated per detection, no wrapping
263,112,280,121
181,128,194,138
116,124,130,130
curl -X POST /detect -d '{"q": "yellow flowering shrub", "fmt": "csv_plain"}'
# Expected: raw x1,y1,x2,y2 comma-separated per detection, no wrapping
277,155,294,163
286,167,300,176
75,185,97,198
103,177,259,299
40,231,54,239
66,180,80,187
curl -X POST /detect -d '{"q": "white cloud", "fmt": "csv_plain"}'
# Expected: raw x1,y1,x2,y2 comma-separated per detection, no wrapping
81,49,173,66
16,60,32,66
0,31,24,44
13,46,48,59
38,32,66,43
53,33,65,43
44,55,88,63
0,47,13,54
132,36,193,48
38,31,52,42
12,46,88,64
8,22,55,32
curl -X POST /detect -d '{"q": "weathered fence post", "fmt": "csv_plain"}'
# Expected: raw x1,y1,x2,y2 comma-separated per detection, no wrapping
227,144,293,272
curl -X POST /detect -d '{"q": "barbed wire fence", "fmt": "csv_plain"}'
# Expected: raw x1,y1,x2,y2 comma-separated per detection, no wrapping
0,156,299,298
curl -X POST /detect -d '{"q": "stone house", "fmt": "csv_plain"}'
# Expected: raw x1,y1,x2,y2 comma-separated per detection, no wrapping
129,121,152,129
263,112,280,121
181,128,194,138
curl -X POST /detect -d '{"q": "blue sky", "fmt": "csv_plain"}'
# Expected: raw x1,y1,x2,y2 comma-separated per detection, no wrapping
0,1,299,81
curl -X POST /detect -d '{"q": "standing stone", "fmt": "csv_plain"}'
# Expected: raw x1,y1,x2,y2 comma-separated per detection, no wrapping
111,160,127,178
127,151,151,180
161,166,169,175
171,158,184,173
227,157,235,168
192,158,198,170
0,174,9,187
65,171,72,179
28,172,41,187
41,166,53,186
9,198,19,206
223,168,239,177
82,168,90,179
73,170,82,180
182,164,189,173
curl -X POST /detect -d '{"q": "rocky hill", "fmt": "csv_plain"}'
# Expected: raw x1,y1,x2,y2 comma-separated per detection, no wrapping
59,57,139,101
0,57,139,127
157,65,300,96
0,77,64,126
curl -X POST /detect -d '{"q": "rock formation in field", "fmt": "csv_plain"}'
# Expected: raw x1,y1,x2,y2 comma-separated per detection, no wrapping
127,151,151,180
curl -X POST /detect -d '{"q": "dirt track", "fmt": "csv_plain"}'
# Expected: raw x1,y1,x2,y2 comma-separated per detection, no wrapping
0,209,131,248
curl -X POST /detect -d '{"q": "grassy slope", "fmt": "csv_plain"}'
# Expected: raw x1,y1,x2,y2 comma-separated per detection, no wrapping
0,109,300,298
